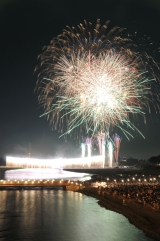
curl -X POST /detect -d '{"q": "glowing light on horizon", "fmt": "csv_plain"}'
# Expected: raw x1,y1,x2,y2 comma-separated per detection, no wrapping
87,144,91,167
81,143,85,160
6,156,106,169
108,141,113,167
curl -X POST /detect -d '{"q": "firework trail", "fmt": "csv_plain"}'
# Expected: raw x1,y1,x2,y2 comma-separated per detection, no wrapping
35,19,160,138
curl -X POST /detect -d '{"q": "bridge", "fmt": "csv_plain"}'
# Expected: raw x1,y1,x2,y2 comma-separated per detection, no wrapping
0,179,83,191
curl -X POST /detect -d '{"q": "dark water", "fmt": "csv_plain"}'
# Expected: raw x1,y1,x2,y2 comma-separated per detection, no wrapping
0,190,154,241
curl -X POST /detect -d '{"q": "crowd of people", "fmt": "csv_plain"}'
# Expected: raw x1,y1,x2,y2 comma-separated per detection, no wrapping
84,174,160,211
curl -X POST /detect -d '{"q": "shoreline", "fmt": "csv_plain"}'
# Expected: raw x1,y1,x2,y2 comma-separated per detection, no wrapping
78,188,160,241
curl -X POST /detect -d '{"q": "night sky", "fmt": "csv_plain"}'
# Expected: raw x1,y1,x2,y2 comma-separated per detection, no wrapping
0,0,160,159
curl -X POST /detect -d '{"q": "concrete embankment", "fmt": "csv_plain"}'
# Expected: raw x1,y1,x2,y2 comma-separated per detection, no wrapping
66,185,82,191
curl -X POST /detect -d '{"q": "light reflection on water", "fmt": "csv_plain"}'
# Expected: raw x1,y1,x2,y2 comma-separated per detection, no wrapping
0,190,154,241
4,168,91,181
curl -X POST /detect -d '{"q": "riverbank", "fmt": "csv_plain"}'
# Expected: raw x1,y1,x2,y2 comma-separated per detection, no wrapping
78,188,160,241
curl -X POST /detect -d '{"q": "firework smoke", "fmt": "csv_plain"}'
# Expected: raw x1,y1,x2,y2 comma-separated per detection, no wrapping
35,19,160,138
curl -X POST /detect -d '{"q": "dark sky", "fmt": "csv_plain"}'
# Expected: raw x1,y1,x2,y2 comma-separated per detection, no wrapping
0,0,160,159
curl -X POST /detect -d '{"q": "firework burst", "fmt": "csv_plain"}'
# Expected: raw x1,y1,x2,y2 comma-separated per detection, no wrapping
35,19,160,138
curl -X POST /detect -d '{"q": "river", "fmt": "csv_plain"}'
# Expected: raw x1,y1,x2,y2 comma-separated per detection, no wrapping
0,190,154,241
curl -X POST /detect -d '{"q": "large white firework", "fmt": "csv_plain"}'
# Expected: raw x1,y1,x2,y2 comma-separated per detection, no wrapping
35,19,160,138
